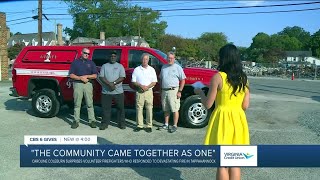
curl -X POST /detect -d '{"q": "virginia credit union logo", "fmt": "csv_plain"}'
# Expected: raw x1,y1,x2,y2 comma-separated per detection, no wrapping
224,152,254,159
220,146,257,167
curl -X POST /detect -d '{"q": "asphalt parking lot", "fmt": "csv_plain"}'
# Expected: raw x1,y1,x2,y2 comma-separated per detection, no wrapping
0,77,320,180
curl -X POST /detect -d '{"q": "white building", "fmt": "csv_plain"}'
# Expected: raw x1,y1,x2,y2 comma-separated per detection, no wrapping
285,51,320,66
7,32,61,48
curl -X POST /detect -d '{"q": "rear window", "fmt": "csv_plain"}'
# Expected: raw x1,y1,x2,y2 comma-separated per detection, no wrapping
22,50,77,63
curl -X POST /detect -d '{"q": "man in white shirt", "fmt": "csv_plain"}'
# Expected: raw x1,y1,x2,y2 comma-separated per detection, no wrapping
131,53,157,133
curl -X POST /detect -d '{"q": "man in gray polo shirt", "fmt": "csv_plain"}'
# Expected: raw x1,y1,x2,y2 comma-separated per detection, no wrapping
99,51,126,130
158,52,186,133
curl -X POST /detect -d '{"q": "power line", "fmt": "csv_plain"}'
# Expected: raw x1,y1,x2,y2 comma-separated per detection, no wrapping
3,1,318,16
4,9,36,14
7,18,71,27
39,6,320,21
161,7,320,17
138,1,195,8
7,17,34,22
42,7,68,10
49,18,73,20
158,2,236,9
136,1,235,9
7,1,318,24
44,1,320,15
46,1,234,10
129,0,183,3
4,6,67,15
145,1,320,12
8,20,35,26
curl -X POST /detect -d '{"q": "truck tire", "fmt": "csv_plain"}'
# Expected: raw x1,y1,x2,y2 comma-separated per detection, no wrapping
32,89,60,118
181,95,213,128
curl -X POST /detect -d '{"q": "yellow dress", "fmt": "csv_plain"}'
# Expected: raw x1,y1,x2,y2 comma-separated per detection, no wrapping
204,72,250,145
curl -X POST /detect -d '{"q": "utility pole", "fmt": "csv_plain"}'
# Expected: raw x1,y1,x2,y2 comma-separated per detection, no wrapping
38,0,42,46
138,13,141,46
314,62,317,80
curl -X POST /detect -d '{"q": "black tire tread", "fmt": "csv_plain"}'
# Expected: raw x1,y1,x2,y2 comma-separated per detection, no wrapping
31,88,60,118
181,95,212,128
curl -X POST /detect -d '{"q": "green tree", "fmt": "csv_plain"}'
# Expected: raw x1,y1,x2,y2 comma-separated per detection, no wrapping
247,47,265,63
157,34,199,61
157,34,184,54
278,26,311,50
310,29,320,58
197,32,228,61
8,43,25,59
238,46,248,61
248,33,301,63
251,32,270,50
248,33,270,62
63,0,167,47
179,38,199,60
269,34,302,51
264,48,286,64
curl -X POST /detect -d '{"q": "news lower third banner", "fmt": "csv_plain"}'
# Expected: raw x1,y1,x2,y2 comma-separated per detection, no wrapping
20,135,320,167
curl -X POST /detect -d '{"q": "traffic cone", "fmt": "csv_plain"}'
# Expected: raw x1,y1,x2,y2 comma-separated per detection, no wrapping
291,73,295,80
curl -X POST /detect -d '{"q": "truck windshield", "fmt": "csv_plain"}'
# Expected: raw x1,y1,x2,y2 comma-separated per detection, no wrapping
154,49,182,66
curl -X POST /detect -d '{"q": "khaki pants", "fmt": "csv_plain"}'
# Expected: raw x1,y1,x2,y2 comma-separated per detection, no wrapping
73,82,95,123
161,88,180,113
136,90,153,128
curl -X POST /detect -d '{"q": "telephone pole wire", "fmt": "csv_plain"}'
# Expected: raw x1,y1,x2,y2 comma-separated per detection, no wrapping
38,0,42,46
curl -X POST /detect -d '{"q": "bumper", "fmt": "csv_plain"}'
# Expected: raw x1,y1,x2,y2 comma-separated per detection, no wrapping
9,87,19,97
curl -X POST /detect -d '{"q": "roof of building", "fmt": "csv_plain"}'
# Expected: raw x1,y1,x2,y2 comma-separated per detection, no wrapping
105,36,147,46
72,37,104,44
72,36,149,47
7,32,65,47
8,32,55,42
285,51,312,57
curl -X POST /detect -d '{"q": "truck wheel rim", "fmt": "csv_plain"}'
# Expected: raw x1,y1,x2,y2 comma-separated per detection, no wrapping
187,103,207,124
36,95,52,113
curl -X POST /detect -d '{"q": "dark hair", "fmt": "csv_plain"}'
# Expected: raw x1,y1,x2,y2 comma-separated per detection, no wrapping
111,51,117,55
217,44,248,96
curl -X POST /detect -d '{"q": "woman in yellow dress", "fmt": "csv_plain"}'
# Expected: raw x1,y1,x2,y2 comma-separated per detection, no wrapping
195,44,250,180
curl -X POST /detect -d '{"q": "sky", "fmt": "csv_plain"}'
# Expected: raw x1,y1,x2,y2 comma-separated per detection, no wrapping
1,0,320,47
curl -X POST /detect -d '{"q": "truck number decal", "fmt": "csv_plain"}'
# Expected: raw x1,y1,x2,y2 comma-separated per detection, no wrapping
66,79,72,88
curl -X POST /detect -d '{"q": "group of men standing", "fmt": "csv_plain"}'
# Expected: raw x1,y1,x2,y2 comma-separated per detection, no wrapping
68,48,186,133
